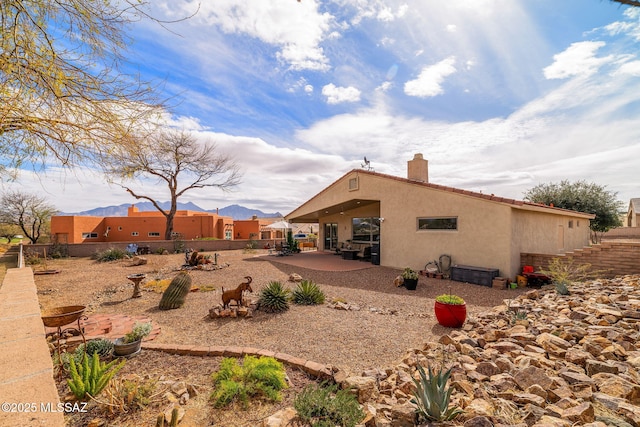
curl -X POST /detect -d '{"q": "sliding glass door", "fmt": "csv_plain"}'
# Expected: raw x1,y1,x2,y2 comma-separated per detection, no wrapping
323,223,338,251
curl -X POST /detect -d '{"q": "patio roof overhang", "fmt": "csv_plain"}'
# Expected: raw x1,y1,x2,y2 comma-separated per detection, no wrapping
287,198,379,223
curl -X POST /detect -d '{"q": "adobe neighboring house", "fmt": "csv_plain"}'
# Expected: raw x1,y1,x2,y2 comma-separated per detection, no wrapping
286,154,595,279
51,205,234,244
626,198,640,227
233,216,284,240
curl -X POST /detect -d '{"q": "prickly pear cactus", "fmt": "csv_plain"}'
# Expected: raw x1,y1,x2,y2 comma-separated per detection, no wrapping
159,272,192,310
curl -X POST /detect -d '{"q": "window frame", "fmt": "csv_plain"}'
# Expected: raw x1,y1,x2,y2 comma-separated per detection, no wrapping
416,217,458,231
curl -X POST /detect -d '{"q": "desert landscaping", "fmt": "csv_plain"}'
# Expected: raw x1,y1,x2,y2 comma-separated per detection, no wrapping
28,248,640,426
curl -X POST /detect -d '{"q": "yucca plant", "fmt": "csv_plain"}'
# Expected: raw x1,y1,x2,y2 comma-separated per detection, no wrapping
258,281,291,313
410,364,463,423
292,280,326,305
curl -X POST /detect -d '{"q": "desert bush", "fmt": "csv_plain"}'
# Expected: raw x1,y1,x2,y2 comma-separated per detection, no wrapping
101,374,160,415
294,382,364,427
93,247,130,262
210,356,287,408
292,280,325,305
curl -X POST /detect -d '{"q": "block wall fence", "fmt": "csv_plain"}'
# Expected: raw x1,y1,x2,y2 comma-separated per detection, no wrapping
521,241,640,278
24,239,276,258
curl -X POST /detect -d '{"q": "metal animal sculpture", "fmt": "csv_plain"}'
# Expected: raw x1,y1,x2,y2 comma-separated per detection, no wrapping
221,276,253,309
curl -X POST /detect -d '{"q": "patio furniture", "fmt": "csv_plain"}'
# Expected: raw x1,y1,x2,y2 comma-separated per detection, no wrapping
341,249,359,260
359,246,372,262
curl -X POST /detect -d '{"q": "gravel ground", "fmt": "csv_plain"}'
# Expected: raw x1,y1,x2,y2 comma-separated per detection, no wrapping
34,249,528,374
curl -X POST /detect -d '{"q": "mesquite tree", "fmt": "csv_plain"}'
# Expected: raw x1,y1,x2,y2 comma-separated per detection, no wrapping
0,1,192,171
0,191,58,244
105,129,242,240
523,180,623,243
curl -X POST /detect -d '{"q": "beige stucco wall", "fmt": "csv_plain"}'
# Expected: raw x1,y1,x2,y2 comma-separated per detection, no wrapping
510,208,591,277
290,170,593,280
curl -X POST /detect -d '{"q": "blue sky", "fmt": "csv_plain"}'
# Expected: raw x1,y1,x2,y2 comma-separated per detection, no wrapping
10,0,640,214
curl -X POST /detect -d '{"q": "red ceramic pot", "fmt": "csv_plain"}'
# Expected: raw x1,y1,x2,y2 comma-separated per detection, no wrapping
434,301,467,328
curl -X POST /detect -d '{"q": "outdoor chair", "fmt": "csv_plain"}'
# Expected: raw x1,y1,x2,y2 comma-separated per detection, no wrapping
125,243,138,255
334,242,345,255
359,246,372,262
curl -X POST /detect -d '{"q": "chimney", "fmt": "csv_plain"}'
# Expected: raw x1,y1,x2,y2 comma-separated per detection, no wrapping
407,153,428,182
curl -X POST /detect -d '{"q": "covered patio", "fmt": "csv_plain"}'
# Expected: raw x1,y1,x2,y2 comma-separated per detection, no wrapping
265,250,375,272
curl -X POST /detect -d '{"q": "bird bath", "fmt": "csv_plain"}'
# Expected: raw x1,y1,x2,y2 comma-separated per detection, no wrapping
127,273,146,298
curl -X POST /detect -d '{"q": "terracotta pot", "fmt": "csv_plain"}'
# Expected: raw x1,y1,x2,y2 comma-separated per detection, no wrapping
434,301,467,328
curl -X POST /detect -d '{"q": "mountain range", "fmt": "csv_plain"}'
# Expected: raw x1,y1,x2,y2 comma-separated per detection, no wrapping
65,202,283,220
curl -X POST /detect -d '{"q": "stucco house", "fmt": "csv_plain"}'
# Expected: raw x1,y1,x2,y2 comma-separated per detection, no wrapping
626,198,640,227
286,154,594,280
51,205,235,244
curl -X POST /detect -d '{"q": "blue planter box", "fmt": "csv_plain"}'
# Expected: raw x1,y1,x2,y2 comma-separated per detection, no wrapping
451,265,499,287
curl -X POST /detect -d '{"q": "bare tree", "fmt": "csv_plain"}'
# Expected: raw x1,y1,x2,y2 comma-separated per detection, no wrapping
106,129,242,240
0,191,58,244
0,1,196,171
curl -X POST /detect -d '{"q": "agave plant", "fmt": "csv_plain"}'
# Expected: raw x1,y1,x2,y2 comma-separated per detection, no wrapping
258,281,291,313
410,364,463,423
292,280,325,305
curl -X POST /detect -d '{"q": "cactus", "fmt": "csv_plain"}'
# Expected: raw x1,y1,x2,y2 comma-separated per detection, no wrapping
159,272,192,310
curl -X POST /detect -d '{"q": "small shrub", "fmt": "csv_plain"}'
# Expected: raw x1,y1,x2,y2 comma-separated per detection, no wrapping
101,374,159,414
93,248,130,262
123,322,152,344
155,247,166,255
294,382,364,427
542,257,601,290
258,281,291,313
292,280,326,305
67,353,125,400
411,364,463,423
210,356,288,409
510,310,528,324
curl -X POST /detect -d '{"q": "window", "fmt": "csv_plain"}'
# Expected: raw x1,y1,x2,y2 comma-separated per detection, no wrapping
225,230,232,240
148,232,160,237
81,232,98,239
348,177,358,191
351,217,380,242
568,220,574,229
417,217,458,230
131,232,139,236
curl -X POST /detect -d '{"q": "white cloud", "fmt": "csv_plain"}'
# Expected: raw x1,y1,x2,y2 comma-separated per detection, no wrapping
304,84,314,93
170,0,334,71
616,60,640,76
350,1,410,25
446,24,457,33
322,84,362,104
543,41,611,79
404,57,457,98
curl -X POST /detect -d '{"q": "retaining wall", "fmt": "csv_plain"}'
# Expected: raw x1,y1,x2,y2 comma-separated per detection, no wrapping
521,241,640,278
0,267,64,427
